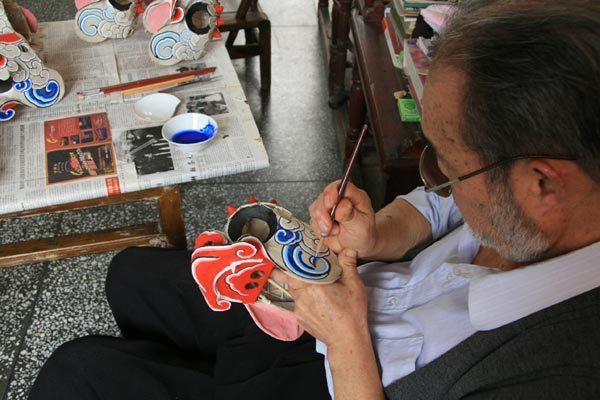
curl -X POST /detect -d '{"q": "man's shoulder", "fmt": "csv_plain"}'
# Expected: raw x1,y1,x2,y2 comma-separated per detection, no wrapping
463,286,600,385
385,287,600,400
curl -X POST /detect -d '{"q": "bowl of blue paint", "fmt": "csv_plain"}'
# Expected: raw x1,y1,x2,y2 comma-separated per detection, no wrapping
162,113,218,154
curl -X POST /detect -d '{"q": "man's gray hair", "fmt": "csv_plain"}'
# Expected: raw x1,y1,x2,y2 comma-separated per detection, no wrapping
431,0,600,184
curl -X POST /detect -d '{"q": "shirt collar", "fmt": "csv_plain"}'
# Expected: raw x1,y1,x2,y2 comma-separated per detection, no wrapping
468,240,600,330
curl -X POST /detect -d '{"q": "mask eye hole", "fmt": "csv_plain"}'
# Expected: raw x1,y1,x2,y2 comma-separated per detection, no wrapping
0,77,14,93
109,0,133,12
18,45,27,52
244,282,259,290
186,2,212,35
227,205,278,243
250,271,265,279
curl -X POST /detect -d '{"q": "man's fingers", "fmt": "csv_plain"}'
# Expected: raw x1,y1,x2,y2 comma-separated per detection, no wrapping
337,248,359,280
269,269,306,292
269,269,289,286
333,198,355,223
343,184,373,215
323,180,342,204
330,224,340,236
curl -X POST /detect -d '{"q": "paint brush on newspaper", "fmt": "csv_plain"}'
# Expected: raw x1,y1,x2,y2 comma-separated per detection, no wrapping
311,124,369,262
77,66,217,99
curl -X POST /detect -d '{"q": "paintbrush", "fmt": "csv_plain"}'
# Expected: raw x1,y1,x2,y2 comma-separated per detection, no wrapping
312,124,369,261
77,66,217,98
122,74,222,97
120,74,200,96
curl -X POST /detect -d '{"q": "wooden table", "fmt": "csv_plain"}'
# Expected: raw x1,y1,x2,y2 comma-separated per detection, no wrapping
347,6,424,202
0,21,268,268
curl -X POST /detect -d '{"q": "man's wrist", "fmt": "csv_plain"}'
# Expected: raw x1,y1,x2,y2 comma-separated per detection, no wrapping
326,326,373,360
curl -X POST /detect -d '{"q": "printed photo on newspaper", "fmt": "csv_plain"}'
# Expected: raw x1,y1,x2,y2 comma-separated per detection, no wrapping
44,112,117,184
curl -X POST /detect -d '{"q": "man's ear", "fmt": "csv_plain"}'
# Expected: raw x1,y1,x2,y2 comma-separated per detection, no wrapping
516,159,566,216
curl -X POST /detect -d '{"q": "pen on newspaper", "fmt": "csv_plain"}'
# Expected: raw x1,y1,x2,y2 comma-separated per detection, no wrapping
76,66,217,98
312,124,369,261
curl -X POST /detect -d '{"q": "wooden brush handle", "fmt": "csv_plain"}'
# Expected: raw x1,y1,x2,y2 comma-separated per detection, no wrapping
103,67,216,94
121,75,197,96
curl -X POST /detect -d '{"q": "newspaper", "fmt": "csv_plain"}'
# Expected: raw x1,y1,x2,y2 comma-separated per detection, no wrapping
0,21,269,214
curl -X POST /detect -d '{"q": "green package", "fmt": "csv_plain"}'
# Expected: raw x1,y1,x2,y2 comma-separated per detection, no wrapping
397,98,421,122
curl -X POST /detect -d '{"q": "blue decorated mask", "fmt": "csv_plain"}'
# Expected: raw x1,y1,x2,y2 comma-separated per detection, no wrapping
0,2,64,121
224,201,342,285
74,0,139,43
143,0,219,66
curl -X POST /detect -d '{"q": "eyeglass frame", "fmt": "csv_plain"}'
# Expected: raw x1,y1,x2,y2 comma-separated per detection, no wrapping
419,144,577,197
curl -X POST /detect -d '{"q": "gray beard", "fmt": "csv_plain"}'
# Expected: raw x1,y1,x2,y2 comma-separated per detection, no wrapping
470,186,551,263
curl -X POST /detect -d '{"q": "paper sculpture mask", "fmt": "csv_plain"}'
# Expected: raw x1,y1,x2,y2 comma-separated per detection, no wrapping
143,0,223,65
0,1,64,121
191,198,342,341
192,231,275,312
74,0,140,43
74,0,223,65
224,201,341,284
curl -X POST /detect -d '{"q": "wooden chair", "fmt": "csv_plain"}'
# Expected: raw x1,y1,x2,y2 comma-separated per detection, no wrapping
219,0,271,91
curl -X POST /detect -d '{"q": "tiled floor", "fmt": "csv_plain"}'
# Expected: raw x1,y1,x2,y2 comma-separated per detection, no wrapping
0,1,342,399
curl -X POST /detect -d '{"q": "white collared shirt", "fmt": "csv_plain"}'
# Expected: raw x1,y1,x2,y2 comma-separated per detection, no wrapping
316,187,600,397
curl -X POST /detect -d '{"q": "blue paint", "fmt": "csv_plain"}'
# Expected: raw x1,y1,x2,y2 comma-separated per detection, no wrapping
172,124,215,144
274,225,330,280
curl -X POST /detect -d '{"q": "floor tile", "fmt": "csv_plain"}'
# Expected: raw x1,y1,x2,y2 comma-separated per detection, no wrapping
0,214,61,245
208,27,342,184
262,0,319,27
18,1,75,21
58,201,157,235
0,263,44,400
182,180,328,245
4,253,119,400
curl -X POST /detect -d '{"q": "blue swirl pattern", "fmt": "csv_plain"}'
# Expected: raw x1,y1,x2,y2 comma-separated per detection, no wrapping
274,225,331,280
150,31,181,61
0,106,15,121
24,80,61,107
77,8,106,37
179,29,192,46
14,79,32,92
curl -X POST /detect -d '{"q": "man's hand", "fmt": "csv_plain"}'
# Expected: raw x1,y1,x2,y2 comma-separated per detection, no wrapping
271,249,369,346
311,181,434,261
309,181,377,259
271,250,385,400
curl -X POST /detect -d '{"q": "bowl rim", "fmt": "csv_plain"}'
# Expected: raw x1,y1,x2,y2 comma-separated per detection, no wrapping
161,112,218,147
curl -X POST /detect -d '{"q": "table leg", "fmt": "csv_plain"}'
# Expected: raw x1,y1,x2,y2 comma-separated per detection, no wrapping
345,60,367,165
328,0,352,108
157,186,187,249
258,18,271,91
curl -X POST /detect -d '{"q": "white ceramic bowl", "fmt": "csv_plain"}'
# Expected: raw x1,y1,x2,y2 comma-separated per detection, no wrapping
162,113,218,154
134,93,180,122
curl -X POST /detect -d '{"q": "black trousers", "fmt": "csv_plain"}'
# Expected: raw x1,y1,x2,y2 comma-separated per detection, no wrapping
29,247,330,400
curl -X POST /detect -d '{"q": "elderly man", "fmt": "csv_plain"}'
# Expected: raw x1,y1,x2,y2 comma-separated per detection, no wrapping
30,0,599,399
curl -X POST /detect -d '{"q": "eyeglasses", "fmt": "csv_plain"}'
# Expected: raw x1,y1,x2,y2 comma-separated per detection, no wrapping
419,144,577,197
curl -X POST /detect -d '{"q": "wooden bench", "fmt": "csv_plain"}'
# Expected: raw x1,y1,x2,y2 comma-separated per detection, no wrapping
0,186,186,268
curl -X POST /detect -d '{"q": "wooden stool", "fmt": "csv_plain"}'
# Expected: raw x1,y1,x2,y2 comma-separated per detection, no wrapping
0,186,187,268
219,0,271,91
